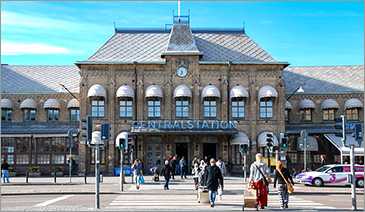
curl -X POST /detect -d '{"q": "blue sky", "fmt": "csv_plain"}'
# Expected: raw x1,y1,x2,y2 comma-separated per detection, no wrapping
1,1,364,66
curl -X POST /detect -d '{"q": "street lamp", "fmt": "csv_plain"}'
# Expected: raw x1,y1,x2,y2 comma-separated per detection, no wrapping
59,84,80,102
286,85,304,102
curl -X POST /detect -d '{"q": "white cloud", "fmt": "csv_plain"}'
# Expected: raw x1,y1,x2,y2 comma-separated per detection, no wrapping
1,41,82,55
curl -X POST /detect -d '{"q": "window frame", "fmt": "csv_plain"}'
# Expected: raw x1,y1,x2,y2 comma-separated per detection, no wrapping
323,108,335,122
147,98,161,119
175,97,189,118
47,109,60,122
300,109,312,122
91,97,105,118
90,147,106,164
1,109,13,122
231,97,245,119
119,98,133,119
24,109,36,122
203,97,217,118
259,97,273,119
70,108,80,122
285,109,290,123
346,108,359,121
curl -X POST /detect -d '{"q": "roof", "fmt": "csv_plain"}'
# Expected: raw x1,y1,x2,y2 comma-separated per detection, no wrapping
284,65,364,94
1,65,80,94
83,26,278,63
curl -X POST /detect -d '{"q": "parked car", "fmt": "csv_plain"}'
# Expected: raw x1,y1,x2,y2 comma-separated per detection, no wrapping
295,164,364,188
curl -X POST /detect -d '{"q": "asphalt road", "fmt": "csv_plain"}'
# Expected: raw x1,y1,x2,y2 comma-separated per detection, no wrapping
1,192,364,211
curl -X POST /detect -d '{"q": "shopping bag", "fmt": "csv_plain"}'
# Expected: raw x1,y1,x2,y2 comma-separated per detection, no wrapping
141,176,145,184
217,187,223,201
287,183,294,194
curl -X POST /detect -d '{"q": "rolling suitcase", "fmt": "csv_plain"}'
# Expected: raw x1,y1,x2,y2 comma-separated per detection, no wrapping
197,186,209,204
242,186,258,211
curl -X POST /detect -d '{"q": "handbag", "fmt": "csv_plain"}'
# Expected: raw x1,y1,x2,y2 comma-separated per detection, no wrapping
217,187,223,201
141,176,145,184
278,169,294,194
255,164,272,185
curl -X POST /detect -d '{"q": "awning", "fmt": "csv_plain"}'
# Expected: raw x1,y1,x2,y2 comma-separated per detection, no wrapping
20,99,37,109
130,128,237,135
202,85,220,99
257,131,278,147
345,99,363,109
258,85,278,99
116,85,134,98
67,99,80,108
285,101,292,110
298,99,315,109
1,99,14,109
230,85,249,98
145,85,163,98
174,85,192,98
43,99,61,109
321,99,339,110
230,132,250,145
87,84,106,98
324,134,364,156
297,136,319,151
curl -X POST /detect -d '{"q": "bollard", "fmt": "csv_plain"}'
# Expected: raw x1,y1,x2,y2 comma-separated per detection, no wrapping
25,170,29,183
84,172,87,184
54,171,57,183
99,173,103,183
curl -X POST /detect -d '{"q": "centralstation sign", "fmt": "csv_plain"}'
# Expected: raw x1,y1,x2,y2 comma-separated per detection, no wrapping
132,120,237,130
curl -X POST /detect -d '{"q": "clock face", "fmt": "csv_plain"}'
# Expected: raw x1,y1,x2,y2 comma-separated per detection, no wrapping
177,67,188,78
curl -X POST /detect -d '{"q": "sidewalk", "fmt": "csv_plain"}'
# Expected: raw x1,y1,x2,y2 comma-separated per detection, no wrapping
1,175,364,195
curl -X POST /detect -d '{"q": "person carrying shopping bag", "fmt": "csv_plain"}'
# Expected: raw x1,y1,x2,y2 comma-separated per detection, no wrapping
204,158,223,208
273,161,295,210
249,153,270,210
131,159,143,190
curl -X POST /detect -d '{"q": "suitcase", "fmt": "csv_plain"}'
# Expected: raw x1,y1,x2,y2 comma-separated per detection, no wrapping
197,186,209,204
242,186,258,211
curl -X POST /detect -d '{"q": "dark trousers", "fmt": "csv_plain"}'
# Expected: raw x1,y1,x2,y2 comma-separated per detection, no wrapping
181,167,186,178
164,176,170,188
171,166,176,179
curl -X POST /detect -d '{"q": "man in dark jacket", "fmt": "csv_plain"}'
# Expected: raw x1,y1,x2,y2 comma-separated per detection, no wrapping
161,160,173,190
204,158,223,207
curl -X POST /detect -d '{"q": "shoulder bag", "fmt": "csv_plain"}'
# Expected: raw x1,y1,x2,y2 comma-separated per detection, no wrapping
278,169,294,194
255,164,272,185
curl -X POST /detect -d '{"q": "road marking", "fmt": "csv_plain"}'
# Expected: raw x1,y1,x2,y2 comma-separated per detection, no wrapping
35,195,74,207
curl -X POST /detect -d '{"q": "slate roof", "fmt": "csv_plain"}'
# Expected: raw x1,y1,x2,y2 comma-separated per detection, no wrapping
164,23,200,53
284,65,364,94
84,26,278,63
1,65,80,94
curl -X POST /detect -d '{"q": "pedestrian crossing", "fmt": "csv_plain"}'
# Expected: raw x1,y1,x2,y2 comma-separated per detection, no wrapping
106,194,337,210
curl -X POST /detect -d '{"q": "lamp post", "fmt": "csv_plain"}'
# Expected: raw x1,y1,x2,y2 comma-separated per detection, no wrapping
286,85,304,102
59,84,80,102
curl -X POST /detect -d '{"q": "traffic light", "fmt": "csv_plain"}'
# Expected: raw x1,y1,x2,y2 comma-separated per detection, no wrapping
335,115,346,143
130,145,135,152
247,141,251,153
101,123,111,143
280,133,288,149
81,116,92,144
239,144,244,153
117,138,125,149
67,129,73,148
266,133,274,150
354,123,363,142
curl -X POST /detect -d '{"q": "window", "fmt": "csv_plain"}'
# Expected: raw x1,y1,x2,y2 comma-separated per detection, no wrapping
323,109,335,121
16,154,29,164
24,109,36,121
52,155,64,164
286,153,297,163
204,98,217,118
37,154,50,164
70,109,79,122
285,109,289,123
314,155,322,163
48,109,59,121
91,148,105,164
232,97,244,118
328,166,343,173
176,98,189,118
300,109,312,121
346,108,359,121
52,138,65,153
260,98,273,119
92,98,105,118
1,109,12,122
120,98,133,118
147,98,161,118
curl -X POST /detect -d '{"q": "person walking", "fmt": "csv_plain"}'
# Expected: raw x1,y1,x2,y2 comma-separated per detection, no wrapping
216,157,227,177
192,163,200,189
273,161,295,210
204,158,223,208
199,160,207,186
249,153,270,210
320,155,328,167
179,156,187,179
170,156,177,179
191,157,199,173
161,160,173,190
67,157,76,175
1,159,10,183
131,159,143,190
175,154,180,175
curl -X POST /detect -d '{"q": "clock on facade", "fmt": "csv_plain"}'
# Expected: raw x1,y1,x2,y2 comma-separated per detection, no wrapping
177,67,188,78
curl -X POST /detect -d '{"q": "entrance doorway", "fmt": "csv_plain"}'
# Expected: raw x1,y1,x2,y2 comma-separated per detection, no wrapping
203,143,217,161
145,136,163,174
175,143,189,163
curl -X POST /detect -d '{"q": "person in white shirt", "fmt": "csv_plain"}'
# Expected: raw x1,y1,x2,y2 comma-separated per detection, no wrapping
216,157,226,177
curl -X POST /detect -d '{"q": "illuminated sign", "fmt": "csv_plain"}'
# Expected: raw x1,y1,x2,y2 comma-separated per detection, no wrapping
132,120,237,130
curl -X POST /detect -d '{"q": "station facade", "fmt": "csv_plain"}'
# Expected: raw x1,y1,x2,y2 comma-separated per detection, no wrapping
1,17,364,175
